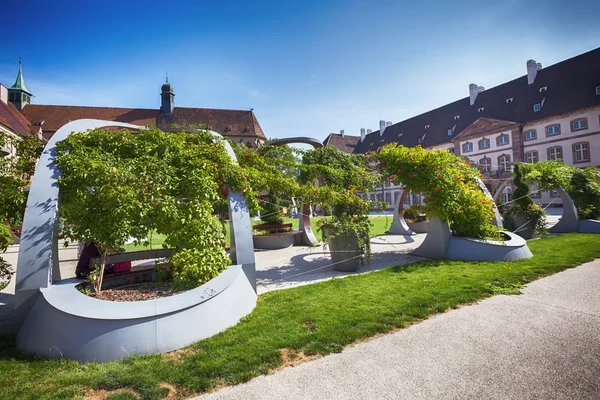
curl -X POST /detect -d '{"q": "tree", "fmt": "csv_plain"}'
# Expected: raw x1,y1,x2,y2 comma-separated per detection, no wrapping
0,132,44,289
56,127,255,291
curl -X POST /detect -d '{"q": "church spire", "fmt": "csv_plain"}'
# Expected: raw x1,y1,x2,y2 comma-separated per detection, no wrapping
8,59,32,110
10,59,31,94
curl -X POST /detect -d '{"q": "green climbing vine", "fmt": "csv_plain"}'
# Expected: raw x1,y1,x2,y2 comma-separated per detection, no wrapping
56,127,256,290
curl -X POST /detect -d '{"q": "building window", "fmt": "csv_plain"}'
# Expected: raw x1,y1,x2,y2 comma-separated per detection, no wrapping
524,130,537,141
498,154,511,172
533,103,541,112
550,189,560,198
525,150,539,164
571,118,588,131
573,142,590,163
462,142,473,153
394,191,400,205
547,146,563,161
447,128,452,136
502,187,512,203
530,184,541,198
546,124,561,136
596,86,600,95
497,135,509,146
478,138,490,149
479,157,491,173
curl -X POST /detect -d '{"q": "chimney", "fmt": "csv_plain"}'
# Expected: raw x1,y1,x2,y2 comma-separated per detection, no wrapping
478,86,485,93
536,62,542,71
360,128,366,142
379,120,386,136
367,129,372,134
527,59,538,85
340,129,345,138
469,83,479,106
386,121,392,127
0,84,7,104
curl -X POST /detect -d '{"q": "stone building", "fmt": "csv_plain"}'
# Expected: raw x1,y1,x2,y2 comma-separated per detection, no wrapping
326,47,600,207
3,64,266,147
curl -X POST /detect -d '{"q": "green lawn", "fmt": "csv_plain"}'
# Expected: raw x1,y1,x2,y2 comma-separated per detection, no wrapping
1,233,599,399
123,215,392,252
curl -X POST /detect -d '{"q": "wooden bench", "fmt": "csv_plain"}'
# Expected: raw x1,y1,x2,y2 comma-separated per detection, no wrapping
91,248,174,289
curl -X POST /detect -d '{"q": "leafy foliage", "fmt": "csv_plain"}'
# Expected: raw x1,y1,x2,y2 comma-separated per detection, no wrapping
56,127,254,290
260,190,284,225
403,205,426,222
502,164,547,236
0,132,44,289
300,146,380,262
376,145,500,239
0,133,43,226
520,161,600,220
233,143,306,218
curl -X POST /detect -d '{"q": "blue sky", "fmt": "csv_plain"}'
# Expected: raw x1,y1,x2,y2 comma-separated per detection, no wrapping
1,0,599,142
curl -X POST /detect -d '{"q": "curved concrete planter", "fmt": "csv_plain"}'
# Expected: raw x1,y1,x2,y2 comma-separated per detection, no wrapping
412,218,532,261
579,219,600,233
509,215,537,240
252,231,301,249
17,265,256,363
328,232,361,272
14,119,258,363
406,220,429,234
446,231,533,262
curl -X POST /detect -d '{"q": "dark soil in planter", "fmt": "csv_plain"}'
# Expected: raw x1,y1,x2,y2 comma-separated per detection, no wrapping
77,281,186,302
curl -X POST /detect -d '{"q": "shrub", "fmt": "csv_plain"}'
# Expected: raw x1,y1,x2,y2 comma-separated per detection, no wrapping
502,164,547,235
403,205,426,222
376,145,499,240
260,190,284,225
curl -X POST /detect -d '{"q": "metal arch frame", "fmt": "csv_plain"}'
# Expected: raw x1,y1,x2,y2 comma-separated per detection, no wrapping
14,119,257,362
264,136,323,246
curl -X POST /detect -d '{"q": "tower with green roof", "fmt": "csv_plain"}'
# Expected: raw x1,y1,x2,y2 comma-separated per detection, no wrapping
8,60,32,110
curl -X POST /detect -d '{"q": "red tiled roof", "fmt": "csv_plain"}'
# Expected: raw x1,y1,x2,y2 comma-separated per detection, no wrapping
323,133,360,153
21,105,159,138
0,100,33,137
21,104,266,140
157,107,266,139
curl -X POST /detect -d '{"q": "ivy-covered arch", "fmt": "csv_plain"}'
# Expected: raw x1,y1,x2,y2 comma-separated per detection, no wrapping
14,119,257,362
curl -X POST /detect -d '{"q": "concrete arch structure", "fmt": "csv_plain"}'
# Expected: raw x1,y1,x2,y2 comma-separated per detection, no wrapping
409,177,528,261
264,136,323,246
14,119,257,362
387,189,415,235
388,177,502,236
493,177,580,234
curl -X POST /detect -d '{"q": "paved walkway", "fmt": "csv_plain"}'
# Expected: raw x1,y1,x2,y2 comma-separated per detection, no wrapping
197,259,600,400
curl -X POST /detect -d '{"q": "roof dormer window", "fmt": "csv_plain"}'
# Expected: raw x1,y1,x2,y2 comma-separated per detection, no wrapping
447,128,453,136
533,103,542,112
539,86,548,93
478,107,485,113
424,124,430,129
596,86,600,95
454,115,460,120
506,97,513,103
